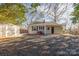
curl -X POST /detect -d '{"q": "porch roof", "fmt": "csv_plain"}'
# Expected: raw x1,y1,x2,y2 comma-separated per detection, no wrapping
30,22,63,27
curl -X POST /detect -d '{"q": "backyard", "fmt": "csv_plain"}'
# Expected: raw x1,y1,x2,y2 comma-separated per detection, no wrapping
0,3,79,56
0,34,79,56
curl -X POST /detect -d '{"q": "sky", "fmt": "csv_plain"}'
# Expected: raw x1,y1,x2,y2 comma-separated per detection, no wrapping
22,3,74,29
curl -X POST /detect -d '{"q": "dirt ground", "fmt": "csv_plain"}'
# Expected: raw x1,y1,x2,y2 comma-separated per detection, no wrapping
0,34,79,56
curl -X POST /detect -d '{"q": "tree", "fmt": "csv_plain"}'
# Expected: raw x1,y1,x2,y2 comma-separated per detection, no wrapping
40,3,68,23
69,3,79,35
0,3,26,25
25,3,40,25
71,3,79,24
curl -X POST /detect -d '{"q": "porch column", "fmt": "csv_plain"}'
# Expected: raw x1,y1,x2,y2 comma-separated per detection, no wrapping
44,26,46,35
38,26,39,31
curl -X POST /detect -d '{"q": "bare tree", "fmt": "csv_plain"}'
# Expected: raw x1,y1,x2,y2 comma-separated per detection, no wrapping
25,3,69,27
41,3,68,23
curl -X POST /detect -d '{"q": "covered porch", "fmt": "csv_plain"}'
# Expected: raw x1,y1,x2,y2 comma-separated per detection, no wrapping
29,24,63,35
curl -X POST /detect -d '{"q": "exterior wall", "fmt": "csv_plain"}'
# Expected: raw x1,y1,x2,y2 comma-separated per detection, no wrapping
28,24,63,35
44,26,62,35
45,26,51,35
28,25,44,34
28,25,36,34
54,26,62,34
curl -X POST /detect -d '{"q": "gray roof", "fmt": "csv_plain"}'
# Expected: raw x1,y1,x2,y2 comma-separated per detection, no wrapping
30,22,62,27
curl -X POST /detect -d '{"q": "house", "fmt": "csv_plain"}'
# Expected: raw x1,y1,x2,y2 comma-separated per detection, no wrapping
28,22,63,35
0,23,20,37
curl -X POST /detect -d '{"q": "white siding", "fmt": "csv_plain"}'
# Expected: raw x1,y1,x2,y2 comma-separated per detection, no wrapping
54,26,62,34
28,24,63,35
45,27,51,35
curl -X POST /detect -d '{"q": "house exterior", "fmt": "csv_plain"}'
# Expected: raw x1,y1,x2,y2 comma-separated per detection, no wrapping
0,23,20,37
28,22,63,35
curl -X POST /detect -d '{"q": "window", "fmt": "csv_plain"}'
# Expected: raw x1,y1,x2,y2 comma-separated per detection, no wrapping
32,26,37,31
40,26,42,29
47,27,50,30
42,26,44,30
32,26,33,31
39,26,44,30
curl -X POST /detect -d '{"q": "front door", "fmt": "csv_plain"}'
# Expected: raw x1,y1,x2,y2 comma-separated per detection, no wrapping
51,27,54,34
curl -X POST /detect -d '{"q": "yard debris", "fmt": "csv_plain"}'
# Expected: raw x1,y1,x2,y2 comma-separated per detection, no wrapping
0,35,78,55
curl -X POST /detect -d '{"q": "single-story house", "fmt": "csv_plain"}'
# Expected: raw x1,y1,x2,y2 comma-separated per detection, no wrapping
28,22,63,35
0,23,20,37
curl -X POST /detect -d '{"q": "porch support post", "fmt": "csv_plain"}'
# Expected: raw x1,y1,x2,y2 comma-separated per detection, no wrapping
38,26,39,31
44,26,46,35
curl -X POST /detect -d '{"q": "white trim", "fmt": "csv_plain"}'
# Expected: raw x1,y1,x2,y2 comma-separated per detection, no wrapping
44,26,47,35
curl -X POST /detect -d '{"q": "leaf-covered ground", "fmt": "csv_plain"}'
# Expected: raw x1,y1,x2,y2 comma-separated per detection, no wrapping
0,34,79,56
